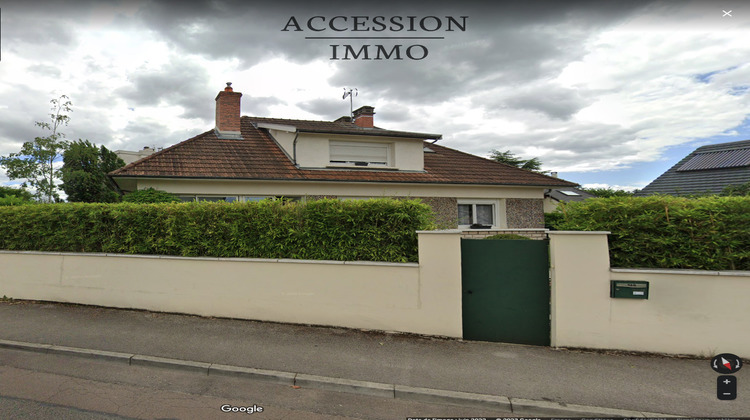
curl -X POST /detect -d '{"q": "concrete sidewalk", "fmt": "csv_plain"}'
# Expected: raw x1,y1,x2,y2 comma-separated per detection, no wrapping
0,301,745,417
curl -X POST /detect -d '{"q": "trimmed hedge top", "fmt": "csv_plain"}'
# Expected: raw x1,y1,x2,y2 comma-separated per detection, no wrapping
0,198,435,262
550,195,750,270
484,233,531,240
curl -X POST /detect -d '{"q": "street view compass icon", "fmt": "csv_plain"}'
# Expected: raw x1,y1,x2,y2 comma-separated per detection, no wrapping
711,353,743,374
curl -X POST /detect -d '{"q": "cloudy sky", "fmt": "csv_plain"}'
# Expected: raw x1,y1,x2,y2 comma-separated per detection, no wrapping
1,0,749,192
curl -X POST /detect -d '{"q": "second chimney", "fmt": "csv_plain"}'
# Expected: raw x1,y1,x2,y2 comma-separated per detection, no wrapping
352,106,375,128
215,82,243,139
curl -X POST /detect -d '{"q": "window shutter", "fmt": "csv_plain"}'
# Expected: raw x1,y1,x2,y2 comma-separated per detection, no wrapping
330,141,388,165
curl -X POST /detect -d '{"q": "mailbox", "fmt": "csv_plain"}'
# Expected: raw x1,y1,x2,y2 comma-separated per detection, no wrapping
610,280,649,299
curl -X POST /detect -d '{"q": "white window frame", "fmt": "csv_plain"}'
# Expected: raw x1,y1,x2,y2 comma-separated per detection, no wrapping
329,140,392,168
457,199,501,228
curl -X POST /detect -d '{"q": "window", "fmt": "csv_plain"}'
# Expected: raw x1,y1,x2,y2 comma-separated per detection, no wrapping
241,196,301,203
558,190,581,196
242,196,269,202
196,196,238,202
329,140,390,167
458,202,495,227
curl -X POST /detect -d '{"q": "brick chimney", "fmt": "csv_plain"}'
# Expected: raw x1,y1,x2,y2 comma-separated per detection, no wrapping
215,82,243,139
352,106,375,128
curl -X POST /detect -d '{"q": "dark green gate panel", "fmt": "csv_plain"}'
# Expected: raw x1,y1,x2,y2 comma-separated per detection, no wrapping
461,239,550,345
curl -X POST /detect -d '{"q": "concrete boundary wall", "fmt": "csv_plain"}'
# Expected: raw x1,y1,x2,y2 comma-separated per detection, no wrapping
4,229,748,357
549,231,750,358
0,231,463,338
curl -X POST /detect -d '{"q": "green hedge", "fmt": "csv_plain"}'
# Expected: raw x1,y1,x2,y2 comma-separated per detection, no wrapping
550,195,750,270
484,233,531,240
122,188,181,203
0,198,435,262
0,196,33,206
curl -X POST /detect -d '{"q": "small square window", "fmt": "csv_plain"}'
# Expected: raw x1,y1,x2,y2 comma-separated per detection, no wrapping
458,202,495,227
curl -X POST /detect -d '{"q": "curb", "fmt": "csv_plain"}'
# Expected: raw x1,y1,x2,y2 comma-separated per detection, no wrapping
0,338,677,418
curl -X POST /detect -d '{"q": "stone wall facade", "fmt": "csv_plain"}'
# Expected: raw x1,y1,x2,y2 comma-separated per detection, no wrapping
418,197,458,229
303,196,542,231
506,198,544,228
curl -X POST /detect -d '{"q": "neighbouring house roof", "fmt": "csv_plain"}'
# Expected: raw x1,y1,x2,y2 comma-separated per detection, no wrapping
636,139,750,196
110,116,576,188
545,187,596,203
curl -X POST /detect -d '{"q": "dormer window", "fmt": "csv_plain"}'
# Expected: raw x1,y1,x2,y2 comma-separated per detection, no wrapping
329,140,390,167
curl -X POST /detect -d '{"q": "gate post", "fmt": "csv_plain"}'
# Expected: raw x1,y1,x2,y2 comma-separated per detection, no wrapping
548,231,611,348
417,230,463,338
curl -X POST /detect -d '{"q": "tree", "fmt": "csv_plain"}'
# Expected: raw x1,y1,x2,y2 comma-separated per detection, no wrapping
0,186,34,206
61,140,126,202
580,187,636,198
489,149,547,173
0,185,33,201
0,95,72,202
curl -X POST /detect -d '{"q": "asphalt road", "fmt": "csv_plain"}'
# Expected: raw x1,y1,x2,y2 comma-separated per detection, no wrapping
0,301,747,417
0,348,515,420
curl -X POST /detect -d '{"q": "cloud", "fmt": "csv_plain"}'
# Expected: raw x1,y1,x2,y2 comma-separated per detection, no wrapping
501,83,587,120
0,85,63,155
26,64,63,78
375,103,416,124
108,118,200,152
242,96,286,117
3,0,750,191
297,98,348,120
116,56,214,119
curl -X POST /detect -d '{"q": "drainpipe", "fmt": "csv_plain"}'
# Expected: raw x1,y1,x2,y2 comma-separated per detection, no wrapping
292,131,300,167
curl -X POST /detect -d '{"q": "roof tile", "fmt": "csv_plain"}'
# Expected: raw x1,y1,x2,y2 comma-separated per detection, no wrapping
111,116,576,188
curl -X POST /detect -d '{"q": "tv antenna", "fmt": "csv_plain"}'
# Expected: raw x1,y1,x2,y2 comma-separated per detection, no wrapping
342,88,358,118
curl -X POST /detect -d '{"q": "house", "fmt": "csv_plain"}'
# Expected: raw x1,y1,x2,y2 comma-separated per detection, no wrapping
636,139,750,196
109,84,576,229
543,187,596,212
115,147,157,165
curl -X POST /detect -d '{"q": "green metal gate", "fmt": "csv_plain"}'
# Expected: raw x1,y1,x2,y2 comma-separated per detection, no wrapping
461,238,550,345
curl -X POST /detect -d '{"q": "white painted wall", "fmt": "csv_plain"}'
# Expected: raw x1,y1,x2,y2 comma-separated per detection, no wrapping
6,227,743,357
0,232,463,338
549,231,750,358
133,178,545,200
266,130,425,171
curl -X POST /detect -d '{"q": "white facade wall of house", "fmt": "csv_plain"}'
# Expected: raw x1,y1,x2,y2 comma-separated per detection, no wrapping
128,178,544,199
266,129,425,171
115,178,546,228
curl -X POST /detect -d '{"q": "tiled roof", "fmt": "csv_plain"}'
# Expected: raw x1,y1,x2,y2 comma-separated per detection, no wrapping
545,187,596,202
110,116,576,188
637,139,750,196
248,116,442,140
